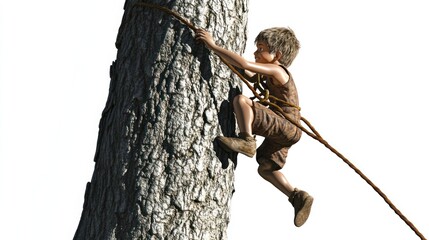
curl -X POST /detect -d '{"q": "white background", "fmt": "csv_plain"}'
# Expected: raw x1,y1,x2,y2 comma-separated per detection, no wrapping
1,0,428,239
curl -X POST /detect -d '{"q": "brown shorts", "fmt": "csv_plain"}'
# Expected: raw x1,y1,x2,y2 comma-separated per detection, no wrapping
252,101,302,170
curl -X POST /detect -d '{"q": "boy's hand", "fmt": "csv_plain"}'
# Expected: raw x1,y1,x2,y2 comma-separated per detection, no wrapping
196,29,217,50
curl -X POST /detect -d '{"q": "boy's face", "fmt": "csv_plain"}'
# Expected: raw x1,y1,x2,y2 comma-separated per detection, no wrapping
254,41,276,64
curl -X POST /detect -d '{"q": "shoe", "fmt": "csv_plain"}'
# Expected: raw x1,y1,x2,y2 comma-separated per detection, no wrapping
216,132,256,157
289,188,314,227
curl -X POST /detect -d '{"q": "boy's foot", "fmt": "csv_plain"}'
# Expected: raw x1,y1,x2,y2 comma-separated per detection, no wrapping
216,132,256,157
289,188,314,227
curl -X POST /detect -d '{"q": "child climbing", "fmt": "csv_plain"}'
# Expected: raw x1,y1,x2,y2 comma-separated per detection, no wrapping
196,27,313,227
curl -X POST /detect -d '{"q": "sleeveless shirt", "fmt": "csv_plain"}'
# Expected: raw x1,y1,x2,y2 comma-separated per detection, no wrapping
262,66,301,122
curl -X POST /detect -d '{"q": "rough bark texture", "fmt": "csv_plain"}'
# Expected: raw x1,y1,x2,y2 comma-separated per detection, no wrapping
74,0,248,239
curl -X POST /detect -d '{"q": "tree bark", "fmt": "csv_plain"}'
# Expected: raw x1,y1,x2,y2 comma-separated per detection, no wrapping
74,0,248,239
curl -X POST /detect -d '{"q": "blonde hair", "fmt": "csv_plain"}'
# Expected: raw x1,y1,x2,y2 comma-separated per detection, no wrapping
255,27,300,67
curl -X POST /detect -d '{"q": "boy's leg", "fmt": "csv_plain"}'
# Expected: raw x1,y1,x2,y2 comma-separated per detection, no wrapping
257,161,294,197
216,94,256,157
232,94,254,134
258,161,313,227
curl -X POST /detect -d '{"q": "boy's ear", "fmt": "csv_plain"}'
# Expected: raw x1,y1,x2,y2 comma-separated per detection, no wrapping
275,51,282,61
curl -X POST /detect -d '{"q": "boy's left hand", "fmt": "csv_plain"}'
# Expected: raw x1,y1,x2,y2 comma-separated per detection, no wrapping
196,29,217,49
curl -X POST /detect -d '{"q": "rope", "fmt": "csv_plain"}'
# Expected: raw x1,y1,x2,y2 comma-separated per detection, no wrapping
133,3,426,240
253,74,302,111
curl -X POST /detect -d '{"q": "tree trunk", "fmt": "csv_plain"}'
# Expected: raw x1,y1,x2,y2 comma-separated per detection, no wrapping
74,0,248,239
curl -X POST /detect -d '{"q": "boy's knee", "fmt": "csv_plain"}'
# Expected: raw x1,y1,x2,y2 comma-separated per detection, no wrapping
257,166,266,179
233,94,244,105
257,161,274,179
233,94,250,108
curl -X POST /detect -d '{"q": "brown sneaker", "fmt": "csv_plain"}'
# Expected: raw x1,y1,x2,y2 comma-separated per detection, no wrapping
216,132,256,157
289,188,314,227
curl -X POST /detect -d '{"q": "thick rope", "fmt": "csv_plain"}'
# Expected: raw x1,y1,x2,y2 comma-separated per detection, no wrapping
133,3,426,240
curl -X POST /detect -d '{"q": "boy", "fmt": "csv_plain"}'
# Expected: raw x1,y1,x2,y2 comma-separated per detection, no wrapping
196,27,313,227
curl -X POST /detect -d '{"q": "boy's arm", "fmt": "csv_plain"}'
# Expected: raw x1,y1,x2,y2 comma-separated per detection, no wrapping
196,28,248,69
196,29,288,84
244,69,256,81
245,70,258,83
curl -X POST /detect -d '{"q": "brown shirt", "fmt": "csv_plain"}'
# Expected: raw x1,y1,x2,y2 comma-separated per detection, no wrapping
263,66,301,122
